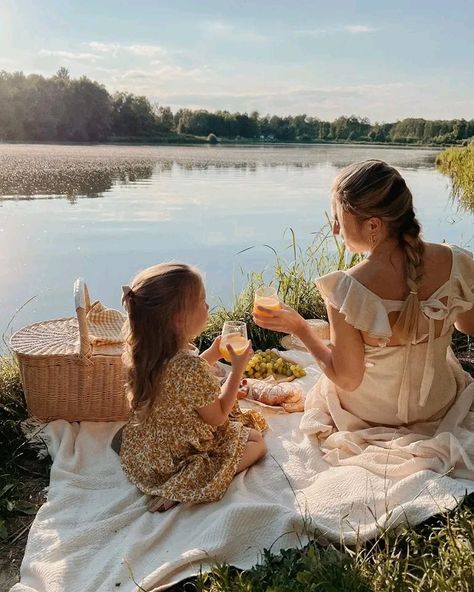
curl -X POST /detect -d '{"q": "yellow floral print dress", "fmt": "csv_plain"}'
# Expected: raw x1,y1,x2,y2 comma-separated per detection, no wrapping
120,351,266,504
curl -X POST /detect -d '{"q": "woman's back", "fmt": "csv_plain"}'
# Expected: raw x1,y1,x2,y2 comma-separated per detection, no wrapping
347,242,454,347
314,243,474,424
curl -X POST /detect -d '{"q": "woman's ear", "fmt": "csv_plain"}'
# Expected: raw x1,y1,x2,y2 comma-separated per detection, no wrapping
368,217,383,232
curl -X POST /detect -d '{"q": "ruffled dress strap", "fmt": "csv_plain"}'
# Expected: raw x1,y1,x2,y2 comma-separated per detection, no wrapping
450,245,474,316
315,271,392,345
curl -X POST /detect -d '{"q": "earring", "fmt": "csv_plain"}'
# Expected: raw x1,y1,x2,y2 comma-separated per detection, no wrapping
370,234,377,248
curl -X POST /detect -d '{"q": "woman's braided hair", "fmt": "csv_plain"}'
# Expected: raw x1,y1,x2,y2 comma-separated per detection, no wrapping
332,159,424,343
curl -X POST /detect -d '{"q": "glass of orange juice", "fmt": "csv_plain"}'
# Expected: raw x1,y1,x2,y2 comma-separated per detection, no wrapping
219,321,248,363
253,285,281,318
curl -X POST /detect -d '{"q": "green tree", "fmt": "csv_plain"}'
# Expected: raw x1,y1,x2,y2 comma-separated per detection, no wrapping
111,92,156,137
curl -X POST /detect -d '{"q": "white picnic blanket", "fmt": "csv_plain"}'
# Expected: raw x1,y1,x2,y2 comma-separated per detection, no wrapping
12,351,474,592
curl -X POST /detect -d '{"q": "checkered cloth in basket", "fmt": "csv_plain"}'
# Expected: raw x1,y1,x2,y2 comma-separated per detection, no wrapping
86,301,126,345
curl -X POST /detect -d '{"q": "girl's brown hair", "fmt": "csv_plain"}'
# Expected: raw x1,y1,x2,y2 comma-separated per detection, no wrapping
122,263,203,420
332,159,424,343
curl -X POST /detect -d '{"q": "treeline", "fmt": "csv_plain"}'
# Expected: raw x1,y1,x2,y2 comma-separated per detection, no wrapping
1,69,473,145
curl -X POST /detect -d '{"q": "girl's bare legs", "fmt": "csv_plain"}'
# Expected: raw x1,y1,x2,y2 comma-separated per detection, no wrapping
235,428,267,474
147,497,179,512
111,426,124,454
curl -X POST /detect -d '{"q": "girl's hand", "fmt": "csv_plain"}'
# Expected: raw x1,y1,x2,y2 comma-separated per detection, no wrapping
227,340,253,375
208,335,223,360
200,335,223,366
253,302,305,336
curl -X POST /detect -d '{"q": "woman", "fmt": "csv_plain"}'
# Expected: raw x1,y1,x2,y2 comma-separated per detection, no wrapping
254,159,474,479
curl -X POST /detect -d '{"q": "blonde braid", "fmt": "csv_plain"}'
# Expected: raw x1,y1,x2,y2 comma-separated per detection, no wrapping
392,214,425,343
401,233,424,294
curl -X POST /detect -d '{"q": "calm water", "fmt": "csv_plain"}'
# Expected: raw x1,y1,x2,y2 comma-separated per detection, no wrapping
0,143,472,336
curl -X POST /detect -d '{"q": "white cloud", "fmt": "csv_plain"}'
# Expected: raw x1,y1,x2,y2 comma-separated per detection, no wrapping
86,42,167,58
87,42,121,54
295,24,376,36
200,20,268,43
126,44,167,57
106,63,209,94
344,25,376,34
203,21,235,35
149,82,452,122
39,49,100,61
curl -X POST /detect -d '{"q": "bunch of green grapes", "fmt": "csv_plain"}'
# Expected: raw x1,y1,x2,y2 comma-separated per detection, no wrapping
245,349,306,380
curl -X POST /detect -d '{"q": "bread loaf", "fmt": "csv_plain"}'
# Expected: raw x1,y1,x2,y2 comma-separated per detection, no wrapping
243,378,304,410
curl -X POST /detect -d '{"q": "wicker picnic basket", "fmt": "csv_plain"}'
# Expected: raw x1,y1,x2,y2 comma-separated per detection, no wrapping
10,278,130,422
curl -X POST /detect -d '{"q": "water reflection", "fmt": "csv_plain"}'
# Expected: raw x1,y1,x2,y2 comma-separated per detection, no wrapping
0,144,438,202
0,161,155,202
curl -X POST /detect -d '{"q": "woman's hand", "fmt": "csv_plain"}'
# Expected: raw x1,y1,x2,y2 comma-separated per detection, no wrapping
253,302,305,336
227,340,253,376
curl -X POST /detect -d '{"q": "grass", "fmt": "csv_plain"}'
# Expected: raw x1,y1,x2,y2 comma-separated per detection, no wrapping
1,227,473,590
436,142,474,212
0,356,51,587
177,494,474,592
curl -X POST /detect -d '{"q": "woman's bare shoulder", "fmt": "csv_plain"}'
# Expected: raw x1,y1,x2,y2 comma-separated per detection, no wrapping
422,242,453,275
344,242,453,299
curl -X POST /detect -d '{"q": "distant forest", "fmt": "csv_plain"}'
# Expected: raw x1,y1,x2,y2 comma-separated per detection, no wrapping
1,69,473,145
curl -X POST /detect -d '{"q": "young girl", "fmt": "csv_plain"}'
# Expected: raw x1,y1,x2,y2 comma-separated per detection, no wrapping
116,263,267,512
255,159,474,479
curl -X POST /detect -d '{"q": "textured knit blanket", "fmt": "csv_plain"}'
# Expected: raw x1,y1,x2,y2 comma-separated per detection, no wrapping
11,351,474,592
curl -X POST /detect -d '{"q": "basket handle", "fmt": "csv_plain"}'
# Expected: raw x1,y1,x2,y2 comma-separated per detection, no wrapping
74,278,92,357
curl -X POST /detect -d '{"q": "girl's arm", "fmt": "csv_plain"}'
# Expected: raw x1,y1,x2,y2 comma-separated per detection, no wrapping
197,342,252,426
254,303,365,392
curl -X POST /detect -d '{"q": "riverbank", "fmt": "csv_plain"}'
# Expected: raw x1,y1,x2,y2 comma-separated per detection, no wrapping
84,138,463,149
0,136,458,149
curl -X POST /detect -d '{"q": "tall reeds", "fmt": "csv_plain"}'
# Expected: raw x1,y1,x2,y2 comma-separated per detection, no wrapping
197,224,361,351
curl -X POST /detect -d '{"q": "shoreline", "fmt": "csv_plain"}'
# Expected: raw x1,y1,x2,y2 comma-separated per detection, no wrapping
0,139,448,150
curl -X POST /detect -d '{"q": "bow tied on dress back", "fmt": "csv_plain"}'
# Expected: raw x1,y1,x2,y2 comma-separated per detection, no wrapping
420,298,449,321
397,297,451,423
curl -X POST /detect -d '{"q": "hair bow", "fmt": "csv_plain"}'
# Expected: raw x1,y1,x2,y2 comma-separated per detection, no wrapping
121,285,134,308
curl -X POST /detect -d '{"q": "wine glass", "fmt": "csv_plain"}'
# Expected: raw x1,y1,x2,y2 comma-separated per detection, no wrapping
253,285,281,318
219,321,248,363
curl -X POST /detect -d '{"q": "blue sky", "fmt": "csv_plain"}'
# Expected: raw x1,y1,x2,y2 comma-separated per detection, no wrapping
1,0,473,121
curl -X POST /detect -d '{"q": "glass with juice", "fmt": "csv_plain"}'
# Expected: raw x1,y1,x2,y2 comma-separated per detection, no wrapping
219,321,248,363
253,285,281,318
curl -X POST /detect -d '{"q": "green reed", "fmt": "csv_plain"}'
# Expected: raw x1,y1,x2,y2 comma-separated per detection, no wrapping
197,224,361,352
436,143,474,212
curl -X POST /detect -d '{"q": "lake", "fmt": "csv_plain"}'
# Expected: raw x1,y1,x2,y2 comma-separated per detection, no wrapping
0,143,472,336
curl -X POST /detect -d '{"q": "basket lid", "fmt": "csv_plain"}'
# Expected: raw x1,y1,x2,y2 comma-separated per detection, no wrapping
10,317,81,356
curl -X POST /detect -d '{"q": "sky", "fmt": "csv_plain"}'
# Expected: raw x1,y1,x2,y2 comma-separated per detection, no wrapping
0,0,473,122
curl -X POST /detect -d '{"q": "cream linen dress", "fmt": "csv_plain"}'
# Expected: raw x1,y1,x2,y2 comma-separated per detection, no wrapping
300,245,474,479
